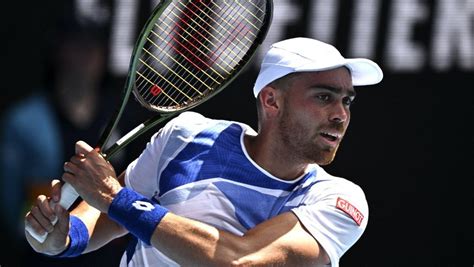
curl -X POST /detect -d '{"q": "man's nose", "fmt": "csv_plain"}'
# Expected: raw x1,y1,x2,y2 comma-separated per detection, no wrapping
328,102,349,123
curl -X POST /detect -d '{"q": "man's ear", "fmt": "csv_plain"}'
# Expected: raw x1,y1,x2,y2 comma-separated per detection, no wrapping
259,86,280,113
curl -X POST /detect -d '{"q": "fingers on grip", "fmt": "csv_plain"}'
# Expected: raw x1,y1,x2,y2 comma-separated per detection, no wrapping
75,140,94,155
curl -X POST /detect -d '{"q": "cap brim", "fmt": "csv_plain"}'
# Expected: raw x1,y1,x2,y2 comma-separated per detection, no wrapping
344,58,383,86
253,58,383,97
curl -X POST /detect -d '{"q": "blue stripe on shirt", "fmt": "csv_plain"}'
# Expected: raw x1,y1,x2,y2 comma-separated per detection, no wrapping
159,122,315,196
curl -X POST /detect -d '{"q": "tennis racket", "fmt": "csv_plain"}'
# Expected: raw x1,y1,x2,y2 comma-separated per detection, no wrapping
27,0,273,243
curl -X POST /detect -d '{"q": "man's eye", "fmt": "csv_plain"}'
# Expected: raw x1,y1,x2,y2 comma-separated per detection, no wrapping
344,97,355,106
317,95,330,101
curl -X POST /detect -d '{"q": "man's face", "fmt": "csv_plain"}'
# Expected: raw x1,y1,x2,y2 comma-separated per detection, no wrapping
277,67,355,165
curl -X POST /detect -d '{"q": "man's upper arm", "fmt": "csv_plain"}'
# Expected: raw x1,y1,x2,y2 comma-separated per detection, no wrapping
291,181,369,267
236,211,330,266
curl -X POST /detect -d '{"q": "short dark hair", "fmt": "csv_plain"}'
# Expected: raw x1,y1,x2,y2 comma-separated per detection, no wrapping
267,72,303,92
255,72,303,129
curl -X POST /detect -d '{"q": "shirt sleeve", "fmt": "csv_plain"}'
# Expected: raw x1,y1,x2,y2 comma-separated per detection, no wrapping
124,129,164,198
291,178,369,267
124,114,178,197
124,111,209,197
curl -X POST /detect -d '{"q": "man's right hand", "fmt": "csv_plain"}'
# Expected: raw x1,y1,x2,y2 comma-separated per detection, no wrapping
24,179,71,256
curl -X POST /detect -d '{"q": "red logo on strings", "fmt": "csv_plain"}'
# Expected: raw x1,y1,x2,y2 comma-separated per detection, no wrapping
336,197,364,226
150,84,162,96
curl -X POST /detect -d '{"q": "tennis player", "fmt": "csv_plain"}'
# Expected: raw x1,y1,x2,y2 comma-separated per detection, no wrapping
25,37,383,266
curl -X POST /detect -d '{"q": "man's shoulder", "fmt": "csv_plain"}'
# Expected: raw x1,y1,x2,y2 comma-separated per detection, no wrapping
167,111,251,135
155,112,239,145
301,166,369,226
314,165,362,186
171,111,225,128
164,111,213,135
309,165,366,199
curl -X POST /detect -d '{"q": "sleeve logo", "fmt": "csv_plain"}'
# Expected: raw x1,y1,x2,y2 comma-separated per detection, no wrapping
132,200,155,211
336,197,364,226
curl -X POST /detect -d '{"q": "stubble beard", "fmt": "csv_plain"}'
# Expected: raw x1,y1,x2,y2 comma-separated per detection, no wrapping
278,108,339,166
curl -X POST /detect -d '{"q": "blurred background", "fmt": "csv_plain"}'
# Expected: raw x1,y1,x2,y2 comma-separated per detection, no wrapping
0,0,472,266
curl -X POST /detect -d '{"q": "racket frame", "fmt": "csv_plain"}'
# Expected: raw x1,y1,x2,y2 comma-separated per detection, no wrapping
27,0,273,243
103,0,273,159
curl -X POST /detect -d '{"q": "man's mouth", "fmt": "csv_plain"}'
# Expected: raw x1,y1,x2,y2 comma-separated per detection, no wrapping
320,131,342,143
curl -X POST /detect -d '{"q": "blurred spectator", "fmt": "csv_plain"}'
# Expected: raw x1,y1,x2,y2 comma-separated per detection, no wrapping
0,2,128,266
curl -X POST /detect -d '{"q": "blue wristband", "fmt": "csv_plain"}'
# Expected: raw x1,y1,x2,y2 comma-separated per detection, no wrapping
53,215,89,258
108,188,168,245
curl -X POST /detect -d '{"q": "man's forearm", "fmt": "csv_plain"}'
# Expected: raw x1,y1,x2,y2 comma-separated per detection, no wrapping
151,212,248,266
149,212,326,266
71,201,127,254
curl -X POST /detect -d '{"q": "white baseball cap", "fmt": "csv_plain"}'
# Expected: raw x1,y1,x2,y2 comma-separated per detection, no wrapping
253,37,383,97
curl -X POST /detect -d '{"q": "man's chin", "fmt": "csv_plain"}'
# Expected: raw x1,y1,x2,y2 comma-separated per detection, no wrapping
316,158,334,166
314,150,337,165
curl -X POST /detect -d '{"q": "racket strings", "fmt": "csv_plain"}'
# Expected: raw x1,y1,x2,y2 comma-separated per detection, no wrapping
183,0,266,67
142,1,255,86
145,1,256,76
159,2,241,77
138,1,260,107
138,28,215,105
138,1,221,105
140,6,220,106
176,2,235,67
176,1,252,61
135,0,266,110
154,13,227,78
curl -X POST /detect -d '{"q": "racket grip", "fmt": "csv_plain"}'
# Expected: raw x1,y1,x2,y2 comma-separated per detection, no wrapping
26,183,79,243
58,182,80,210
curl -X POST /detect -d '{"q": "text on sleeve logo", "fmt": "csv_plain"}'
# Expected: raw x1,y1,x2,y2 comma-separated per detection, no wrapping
336,197,364,226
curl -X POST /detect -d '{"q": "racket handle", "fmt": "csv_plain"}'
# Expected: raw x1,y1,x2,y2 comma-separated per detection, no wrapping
26,182,79,243
58,182,80,210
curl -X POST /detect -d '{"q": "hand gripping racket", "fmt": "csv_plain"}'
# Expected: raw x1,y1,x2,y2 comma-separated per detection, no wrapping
27,0,273,243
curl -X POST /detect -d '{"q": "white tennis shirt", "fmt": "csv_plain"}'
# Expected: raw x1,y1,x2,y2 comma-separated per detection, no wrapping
120,111,368,266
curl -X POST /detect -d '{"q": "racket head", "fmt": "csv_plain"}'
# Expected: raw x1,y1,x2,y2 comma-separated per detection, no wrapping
129,0,273,113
